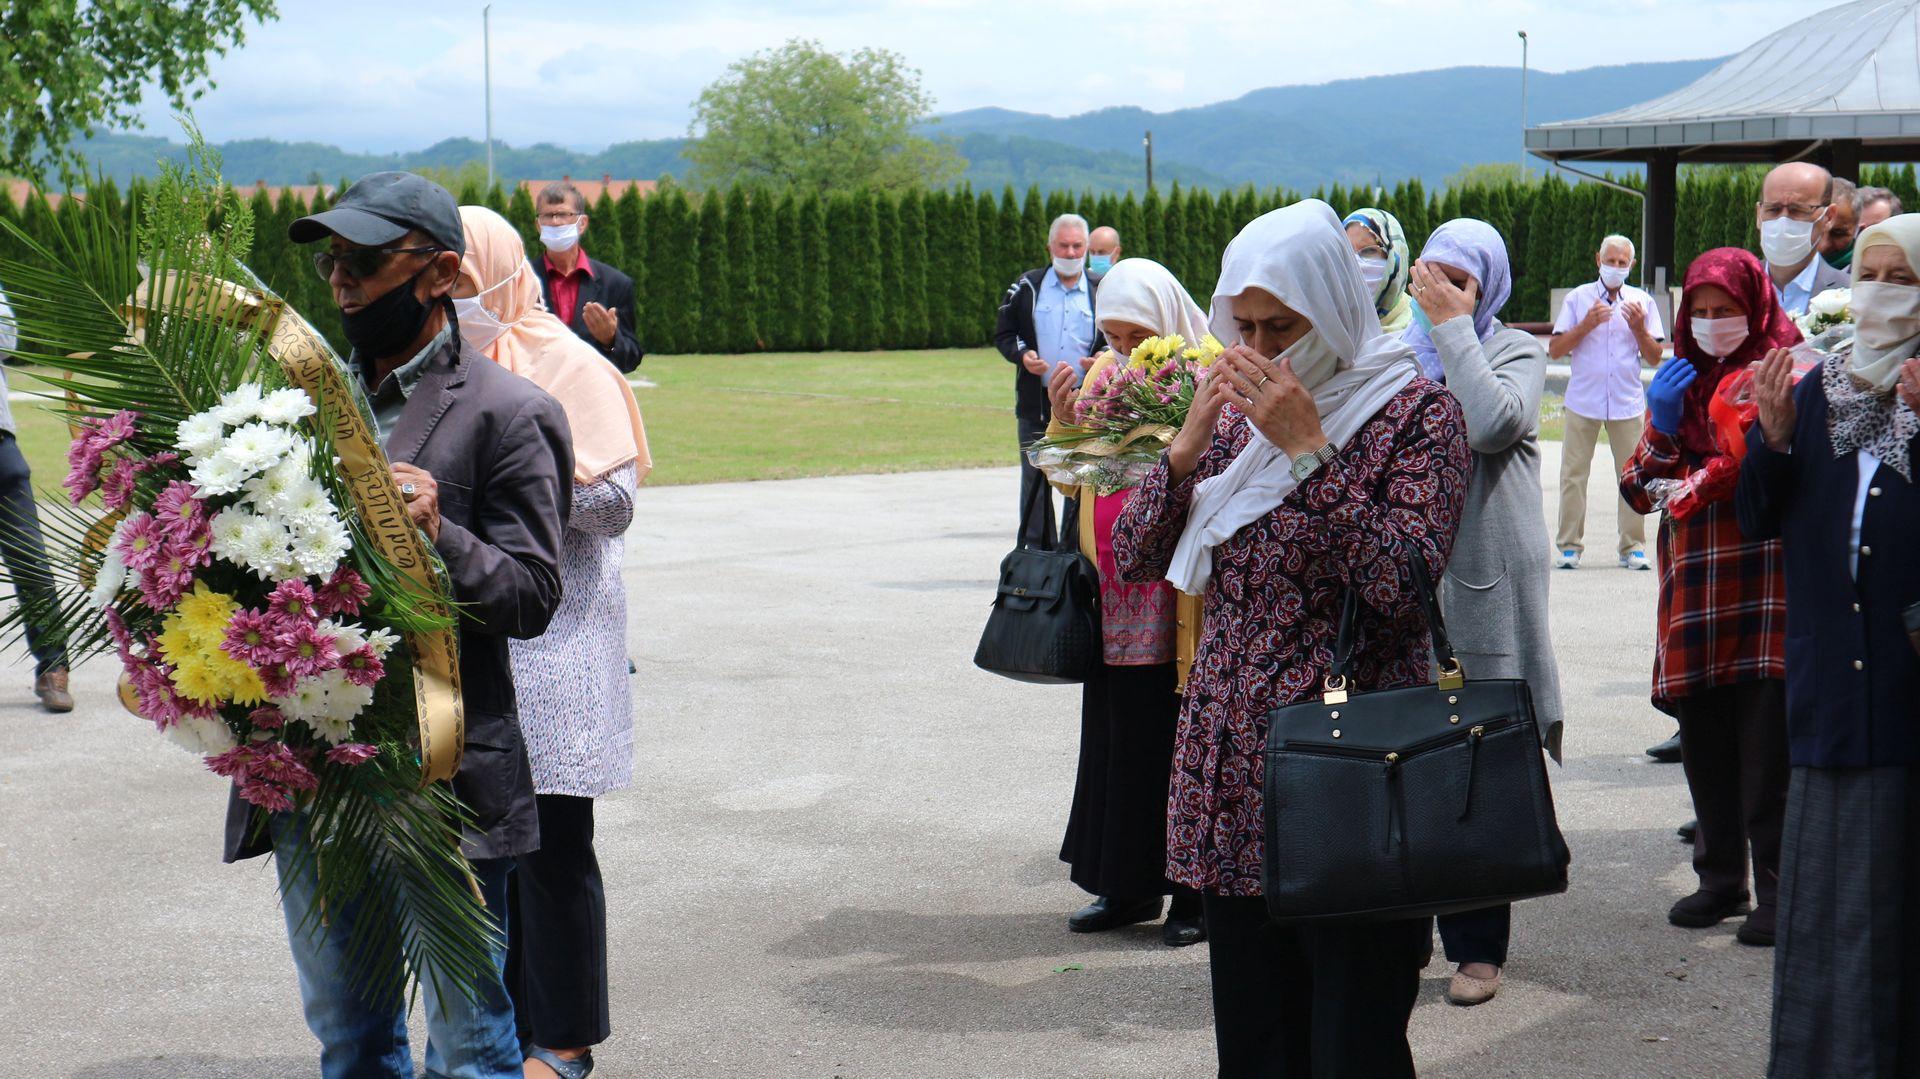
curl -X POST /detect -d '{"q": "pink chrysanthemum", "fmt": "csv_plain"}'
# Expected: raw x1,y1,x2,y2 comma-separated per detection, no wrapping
257,662,298,699
266,580,319,624
247,742,319,792
337,645,385,687
105,608,137,664
115,513,163,573
135,552,195,611
125,656,183,729
247,705,287,731
138,451,181,475
100,457,139,512
221,608,286,667
64,440,106,504
325,743,379,766
91,410,139,448
316,566,371,618
283,623,339,678
152,480,204,526
238,778,295,812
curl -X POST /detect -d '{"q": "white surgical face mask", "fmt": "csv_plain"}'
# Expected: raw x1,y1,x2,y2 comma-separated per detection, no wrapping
1358,254,1389,285
1282,328,1344,390
1758,212,1821,267
452,263,525,351
1848,280,1920,391
539,222,581,253
1052,254,1086,279
1598,264,1630,290
1690,314,1751,359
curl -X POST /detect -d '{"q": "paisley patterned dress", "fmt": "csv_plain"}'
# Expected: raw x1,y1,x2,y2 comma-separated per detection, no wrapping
1113,380,1471,896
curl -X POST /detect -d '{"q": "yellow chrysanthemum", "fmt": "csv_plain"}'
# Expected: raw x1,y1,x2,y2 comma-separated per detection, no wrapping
211,652,269,705
175,582,239,642
168,653,227,706
155,620,202,667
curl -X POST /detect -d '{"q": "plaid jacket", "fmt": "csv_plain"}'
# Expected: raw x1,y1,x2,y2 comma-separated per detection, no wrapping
1621,424,1785,713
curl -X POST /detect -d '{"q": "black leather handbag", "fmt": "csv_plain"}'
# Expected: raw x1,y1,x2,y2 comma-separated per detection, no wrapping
1260,561,1569,924
972,482,1100,685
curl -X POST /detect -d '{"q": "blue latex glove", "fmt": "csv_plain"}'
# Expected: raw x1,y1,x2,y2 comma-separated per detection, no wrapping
1646,358,1697,436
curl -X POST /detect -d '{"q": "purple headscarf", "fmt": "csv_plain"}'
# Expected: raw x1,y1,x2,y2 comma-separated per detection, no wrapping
1402,218,1513,382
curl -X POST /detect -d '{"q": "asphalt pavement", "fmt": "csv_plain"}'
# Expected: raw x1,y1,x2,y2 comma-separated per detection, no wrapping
0,438,1774,1078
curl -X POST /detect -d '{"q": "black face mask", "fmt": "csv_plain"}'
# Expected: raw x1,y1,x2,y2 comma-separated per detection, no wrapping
342,263,438,362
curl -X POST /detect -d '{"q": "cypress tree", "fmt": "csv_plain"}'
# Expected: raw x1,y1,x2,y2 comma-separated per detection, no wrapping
876,194,907,348
974,188,1001,338
506,184,539,256
1114,192,1144,267
1184,187,1219,304
484,181,509,215
1022,184,1047,266
1141,186,1165,264
750,188,782,350
951,188,985,347
800,193,831,350
695,191,727,352
898,189,931,348
721,184,760,352
921,189,952,346
591,190,624,269
616,186,647,343
644,186,698,353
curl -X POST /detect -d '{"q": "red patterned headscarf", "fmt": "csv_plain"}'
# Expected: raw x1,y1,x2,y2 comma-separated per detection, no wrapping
1672,247,1803,456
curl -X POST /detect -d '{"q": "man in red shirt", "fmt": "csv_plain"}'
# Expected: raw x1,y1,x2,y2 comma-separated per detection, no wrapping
526,181,645,373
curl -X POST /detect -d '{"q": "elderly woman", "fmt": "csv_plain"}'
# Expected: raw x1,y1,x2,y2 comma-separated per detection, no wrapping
455,206,652,1079
1740,215,1920,1076
1114,200,1470,1077
1403,218,1566,1006
1343,207,1415,333
1041,258,1209,946
1621,247,1799,949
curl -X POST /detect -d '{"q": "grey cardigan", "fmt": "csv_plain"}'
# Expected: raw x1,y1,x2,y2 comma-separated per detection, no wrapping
1429,315,1566,760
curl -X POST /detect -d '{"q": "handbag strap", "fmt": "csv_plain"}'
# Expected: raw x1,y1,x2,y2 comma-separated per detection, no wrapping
1324,555,1462,702
1018,468,1061,551
1060,493,1084,553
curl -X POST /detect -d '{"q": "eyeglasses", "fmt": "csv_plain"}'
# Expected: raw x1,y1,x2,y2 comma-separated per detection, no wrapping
1757,201,1828,222
536,210,582,225
313,244,443,282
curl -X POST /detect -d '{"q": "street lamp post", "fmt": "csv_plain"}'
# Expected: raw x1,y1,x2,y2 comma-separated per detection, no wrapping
484,5,494,191
1143,130,1154,192
1517,30,1530,178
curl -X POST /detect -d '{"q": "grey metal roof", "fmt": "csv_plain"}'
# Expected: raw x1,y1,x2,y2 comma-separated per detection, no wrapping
1527,0,1920,159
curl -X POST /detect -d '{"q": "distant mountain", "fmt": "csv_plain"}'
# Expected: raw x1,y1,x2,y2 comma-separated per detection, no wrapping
65,57,1722,194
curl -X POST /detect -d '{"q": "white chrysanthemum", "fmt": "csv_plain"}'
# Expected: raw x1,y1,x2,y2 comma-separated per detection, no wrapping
266,445,315,488
258,388,317,424
363,627,401,658
275,677,330,723
319,619,365,653
221,422,297,475
280,479,337,527
290,517,351,577
166,715,238,754
212,384,265,426
87,541,128,609
175,412,226,463
243,465,298,515
320,669,374,726
1808,288,1851,318
189,453,248,497
239,515,292,573
209,507,255,564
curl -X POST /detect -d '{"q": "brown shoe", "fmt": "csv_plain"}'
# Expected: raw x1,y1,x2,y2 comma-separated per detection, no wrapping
1446,968,1501,1006
35,669,73,713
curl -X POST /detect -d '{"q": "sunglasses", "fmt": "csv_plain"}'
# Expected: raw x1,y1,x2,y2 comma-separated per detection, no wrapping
313,244,444,282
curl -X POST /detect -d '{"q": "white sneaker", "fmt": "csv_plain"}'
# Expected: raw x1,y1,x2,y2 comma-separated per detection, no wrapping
1623,550,1652,571
1554,549,1581,570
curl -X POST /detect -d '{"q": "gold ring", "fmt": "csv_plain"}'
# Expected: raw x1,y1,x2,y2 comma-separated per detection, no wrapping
1256,375,1270,389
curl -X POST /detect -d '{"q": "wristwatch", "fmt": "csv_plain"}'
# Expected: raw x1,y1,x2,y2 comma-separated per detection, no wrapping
1290,441,1338,482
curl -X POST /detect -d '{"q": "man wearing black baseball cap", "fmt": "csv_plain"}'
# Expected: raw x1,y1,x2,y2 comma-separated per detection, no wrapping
228,171,574,1078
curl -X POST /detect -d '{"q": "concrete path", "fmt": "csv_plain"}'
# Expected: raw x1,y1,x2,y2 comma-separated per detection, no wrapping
0,438,1773,1078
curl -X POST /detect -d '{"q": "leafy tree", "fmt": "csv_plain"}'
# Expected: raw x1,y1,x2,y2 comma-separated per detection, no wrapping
685,39,963,194
0,1,277,177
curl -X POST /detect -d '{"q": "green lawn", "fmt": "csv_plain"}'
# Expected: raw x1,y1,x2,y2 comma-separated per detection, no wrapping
5,350,1573,492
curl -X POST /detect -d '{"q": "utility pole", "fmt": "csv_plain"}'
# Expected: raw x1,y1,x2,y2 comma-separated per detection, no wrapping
484,5,495,191
1143,130,1154,192
1517,30,1530,179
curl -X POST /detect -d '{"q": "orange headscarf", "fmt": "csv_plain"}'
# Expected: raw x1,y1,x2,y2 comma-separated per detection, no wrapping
456,205,651,485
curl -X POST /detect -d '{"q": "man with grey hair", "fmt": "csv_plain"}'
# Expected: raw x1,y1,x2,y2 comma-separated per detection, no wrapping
1757,161,1849,317
1818,176,1859,270
527,180,645,372
1856,186,1904,235
1087,225,1122,283
994,212,1103,546
1548,233,1663,571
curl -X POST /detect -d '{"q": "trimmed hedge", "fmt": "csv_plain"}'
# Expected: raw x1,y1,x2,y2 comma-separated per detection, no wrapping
5,164,1915,356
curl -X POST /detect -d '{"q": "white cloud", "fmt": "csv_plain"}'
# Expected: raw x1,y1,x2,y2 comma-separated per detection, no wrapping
137,0,1820,152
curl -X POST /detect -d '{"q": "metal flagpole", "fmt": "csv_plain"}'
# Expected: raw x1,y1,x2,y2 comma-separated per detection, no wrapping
1517,30,1530,177
484,5,494,190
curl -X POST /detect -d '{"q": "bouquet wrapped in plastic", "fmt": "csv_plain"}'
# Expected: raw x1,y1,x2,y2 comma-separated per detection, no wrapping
0,134,489,1007
1027,333,1224,494
1645,348,1820,519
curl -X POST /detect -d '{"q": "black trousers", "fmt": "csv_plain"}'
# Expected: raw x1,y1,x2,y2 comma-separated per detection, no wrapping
1016,412,1056,549
507,794,610,1049
1676,679,1789,909
0,432,67,675
1202,895,1426,1078
1437,903,1510,967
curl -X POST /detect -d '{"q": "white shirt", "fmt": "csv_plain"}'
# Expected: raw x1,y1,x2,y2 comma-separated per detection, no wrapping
1851,450,1880,580
1775,256,1822,318
1552,280,1664,421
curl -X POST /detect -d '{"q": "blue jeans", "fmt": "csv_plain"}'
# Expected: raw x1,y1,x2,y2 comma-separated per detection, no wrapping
271,814,522,1078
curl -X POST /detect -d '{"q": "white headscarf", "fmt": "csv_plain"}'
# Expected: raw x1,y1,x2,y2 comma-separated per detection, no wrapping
1849,213,1920,391
1094,258,1210,345
1166,199,1420,595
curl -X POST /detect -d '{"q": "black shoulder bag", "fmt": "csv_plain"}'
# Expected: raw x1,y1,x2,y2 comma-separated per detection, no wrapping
972,482,1101,684
1260,559,1569,923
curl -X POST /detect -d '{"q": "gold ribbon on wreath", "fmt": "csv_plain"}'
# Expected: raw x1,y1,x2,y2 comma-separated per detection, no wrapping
101,272,465,784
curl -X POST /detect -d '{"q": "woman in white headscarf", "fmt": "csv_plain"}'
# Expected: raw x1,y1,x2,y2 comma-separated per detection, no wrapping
1112,201,1472,1077
1041,258,1209,947
1741,213,1920,1077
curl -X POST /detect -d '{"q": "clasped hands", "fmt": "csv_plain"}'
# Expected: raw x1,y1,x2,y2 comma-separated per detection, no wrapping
1168,345,1328,481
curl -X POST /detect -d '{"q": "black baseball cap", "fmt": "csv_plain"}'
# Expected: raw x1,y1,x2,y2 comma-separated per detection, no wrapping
288,171,465,256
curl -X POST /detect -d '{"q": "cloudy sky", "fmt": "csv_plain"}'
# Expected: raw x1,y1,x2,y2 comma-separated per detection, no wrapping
137,0,1821,152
